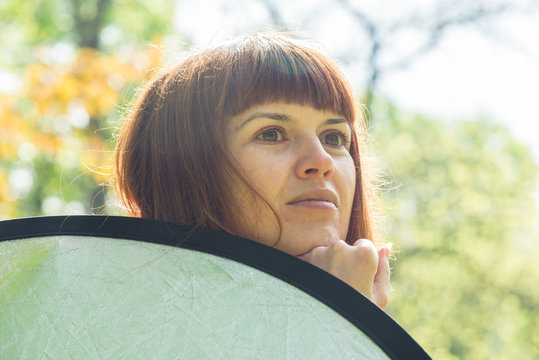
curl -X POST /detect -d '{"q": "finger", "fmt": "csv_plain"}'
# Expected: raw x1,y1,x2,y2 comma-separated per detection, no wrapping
351,238,378,273
373,247,391,309
352,238,374,247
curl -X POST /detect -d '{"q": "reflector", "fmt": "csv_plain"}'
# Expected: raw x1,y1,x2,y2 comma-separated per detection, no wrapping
0,216,430,359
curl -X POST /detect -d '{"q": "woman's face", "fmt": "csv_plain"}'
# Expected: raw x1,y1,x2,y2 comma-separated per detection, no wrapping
226,102,356,256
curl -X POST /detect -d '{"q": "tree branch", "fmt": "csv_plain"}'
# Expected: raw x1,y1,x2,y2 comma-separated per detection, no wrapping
385,3,515,71
336,0,381,113
257,0,287,29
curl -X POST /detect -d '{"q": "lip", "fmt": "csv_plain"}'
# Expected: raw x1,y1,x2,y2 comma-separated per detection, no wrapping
287,188,339,209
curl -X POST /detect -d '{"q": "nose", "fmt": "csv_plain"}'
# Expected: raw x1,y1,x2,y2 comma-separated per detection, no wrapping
295,136,334,179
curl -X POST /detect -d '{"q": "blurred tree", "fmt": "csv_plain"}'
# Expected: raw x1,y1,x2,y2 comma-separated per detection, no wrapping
373,99,539,359
72,0,112,48
0,43,163,218
0,0,170,218
256,0,539,116
0,0,174,54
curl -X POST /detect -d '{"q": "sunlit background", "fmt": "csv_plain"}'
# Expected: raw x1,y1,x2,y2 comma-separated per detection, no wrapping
1,0,538,358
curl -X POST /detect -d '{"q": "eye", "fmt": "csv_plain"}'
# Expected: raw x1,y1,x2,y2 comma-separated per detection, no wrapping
256,128,284,142
321,131,349,147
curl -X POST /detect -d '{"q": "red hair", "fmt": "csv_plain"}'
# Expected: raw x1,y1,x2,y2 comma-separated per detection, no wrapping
115,32,379,244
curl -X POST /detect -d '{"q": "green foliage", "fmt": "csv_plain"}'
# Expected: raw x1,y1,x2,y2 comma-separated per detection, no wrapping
104,0,176,48
12,154,102,217
0,0,74,45
0,0,164,219
0,0,175,66
0,0,74,68
373,100,539,359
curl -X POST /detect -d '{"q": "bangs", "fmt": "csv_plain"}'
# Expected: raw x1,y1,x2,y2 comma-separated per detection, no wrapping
216,34,356,122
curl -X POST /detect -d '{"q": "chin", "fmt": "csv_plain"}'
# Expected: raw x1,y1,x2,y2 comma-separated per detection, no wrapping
276,227,342,256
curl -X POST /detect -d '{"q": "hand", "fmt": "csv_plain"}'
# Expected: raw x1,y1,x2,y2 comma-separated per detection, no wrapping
299,239,391,309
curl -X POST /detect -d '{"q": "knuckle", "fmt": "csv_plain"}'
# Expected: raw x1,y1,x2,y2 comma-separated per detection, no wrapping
354,240,378,268
334,239,348,248
329,239,349,254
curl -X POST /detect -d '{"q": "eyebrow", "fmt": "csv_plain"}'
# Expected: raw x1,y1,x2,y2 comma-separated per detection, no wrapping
326,118,349,125
237,112,292,130
236,112,349,130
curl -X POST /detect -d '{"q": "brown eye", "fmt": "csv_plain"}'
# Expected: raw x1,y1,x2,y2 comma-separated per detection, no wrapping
256,129,283,142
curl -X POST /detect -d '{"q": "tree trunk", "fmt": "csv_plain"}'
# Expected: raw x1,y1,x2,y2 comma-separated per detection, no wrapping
71,0,112,49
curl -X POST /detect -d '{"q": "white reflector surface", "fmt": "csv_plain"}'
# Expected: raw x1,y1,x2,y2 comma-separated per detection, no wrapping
0,236,389,359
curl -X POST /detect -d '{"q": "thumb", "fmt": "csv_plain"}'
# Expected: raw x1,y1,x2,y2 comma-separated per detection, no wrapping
373,247,391,309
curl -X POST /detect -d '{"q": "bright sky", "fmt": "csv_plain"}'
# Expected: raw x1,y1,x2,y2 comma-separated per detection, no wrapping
174,0,539,160
379,12,539,159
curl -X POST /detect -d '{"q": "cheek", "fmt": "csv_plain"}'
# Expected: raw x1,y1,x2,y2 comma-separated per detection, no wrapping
338,157,357,202
227,149,282,209
225,161,282,246
336,157,356,239
234,150,287,197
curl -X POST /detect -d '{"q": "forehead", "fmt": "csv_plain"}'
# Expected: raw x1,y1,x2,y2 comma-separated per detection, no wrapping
230,102,350,130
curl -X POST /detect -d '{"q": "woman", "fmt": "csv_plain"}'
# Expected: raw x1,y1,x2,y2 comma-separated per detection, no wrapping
115,32,391,308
